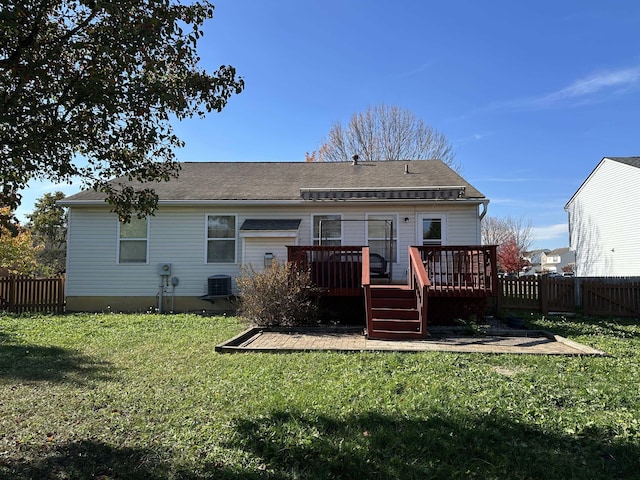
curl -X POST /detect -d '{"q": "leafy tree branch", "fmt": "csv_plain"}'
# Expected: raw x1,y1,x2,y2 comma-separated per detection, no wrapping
1,0,244,225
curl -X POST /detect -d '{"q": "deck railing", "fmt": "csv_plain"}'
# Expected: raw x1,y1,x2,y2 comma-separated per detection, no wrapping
417,245,498,297
288,244,498,298
287,245,364,296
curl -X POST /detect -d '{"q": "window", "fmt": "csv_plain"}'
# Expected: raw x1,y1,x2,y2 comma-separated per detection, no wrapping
367,215,397,263
118,217,148,263
421,217,443,246
207,215,236,263
312,215,341,246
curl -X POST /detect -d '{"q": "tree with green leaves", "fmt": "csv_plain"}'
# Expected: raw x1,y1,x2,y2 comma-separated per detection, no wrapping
310,104,458,171
0,0,243,227
26,192,67,275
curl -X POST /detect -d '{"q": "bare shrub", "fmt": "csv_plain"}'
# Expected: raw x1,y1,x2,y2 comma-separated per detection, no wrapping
236,262,320,327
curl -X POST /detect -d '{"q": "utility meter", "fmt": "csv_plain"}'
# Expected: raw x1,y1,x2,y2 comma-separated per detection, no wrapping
158,263,172,276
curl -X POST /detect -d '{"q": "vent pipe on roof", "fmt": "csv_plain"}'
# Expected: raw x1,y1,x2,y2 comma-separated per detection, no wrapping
352,154,359,165
404,164,409,174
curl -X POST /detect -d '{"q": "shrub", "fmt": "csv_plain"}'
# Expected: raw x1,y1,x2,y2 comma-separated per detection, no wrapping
236,262,320,327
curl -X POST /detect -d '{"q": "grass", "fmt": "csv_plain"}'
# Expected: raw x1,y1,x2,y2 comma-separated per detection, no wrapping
0,312,639,479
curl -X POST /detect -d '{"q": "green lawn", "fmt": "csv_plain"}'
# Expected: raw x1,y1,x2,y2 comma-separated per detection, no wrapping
0,312,639,479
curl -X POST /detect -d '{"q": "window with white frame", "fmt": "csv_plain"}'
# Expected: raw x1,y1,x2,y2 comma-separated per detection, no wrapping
421,217,443,246
367,214,397,263
118,217,148,263
207,215,236,263
312,214,341,246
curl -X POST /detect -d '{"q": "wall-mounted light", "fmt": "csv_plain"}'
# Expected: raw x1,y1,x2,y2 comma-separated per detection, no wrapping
264,252,274,267
403,217,410,223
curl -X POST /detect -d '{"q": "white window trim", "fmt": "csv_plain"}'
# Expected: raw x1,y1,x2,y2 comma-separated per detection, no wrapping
117,216,149,264
205,213,238,264
311,213,343,245
365,213,399,263
417,213,447,246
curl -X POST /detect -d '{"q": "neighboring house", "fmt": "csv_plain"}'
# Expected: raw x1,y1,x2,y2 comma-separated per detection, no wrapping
565,156,640,277
541,248,575,273
60,160,496,337
522,249,549,275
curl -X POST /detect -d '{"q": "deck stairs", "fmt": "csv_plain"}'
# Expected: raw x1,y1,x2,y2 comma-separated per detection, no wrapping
367,285,423,340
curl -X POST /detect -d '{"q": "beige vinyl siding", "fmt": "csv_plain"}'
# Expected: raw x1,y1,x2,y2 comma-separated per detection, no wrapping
567,159,640,276
444,206,483,245
65,209,155,297
65,202,482,297
243,237,296,272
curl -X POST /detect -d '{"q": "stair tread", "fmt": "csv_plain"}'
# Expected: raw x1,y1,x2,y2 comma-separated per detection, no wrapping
371,293,415,299
371,317,420,320
371,306,417,311
371,328,420,333
372,321,420,326
367,331,424,339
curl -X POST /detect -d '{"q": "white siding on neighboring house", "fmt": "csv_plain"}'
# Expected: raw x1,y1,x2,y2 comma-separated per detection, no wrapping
566,158,640,276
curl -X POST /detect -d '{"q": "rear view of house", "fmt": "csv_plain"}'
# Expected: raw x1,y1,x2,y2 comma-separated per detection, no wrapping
60,160,497,337
565,157,640,277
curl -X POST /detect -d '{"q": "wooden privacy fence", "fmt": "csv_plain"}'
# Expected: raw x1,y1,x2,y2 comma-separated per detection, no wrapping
0,276,65,314
498,276,640,317
583,280,640,317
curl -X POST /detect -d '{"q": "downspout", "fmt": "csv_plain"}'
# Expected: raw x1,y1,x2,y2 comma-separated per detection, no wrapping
479,200,489,220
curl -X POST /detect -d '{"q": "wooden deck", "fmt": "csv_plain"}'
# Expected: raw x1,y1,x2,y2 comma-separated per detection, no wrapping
287,245,497,298
288,244,498,340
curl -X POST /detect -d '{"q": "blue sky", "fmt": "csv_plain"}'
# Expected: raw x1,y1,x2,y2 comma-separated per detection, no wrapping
17,0,640,250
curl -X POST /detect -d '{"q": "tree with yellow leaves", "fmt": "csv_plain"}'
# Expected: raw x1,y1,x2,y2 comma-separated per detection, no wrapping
0,207,41,275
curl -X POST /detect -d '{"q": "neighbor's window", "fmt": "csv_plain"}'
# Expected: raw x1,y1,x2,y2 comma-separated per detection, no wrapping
207,215,236,263
422,218,442,246
367,215,398,262
118,217,148,263
313,214,341,246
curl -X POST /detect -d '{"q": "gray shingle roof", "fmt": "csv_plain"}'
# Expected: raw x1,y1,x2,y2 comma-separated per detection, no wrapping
239,219,302,231
608,157,640,169
547,247,570,255
63,160,485,202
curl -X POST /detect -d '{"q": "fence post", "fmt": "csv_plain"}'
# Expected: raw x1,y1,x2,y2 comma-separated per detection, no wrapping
58,277,66,313
575,277,584,309
8,276,16,313
540,275,548,314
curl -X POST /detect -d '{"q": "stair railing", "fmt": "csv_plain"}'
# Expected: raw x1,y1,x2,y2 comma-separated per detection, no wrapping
408,246,430,333
362,247,373,334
